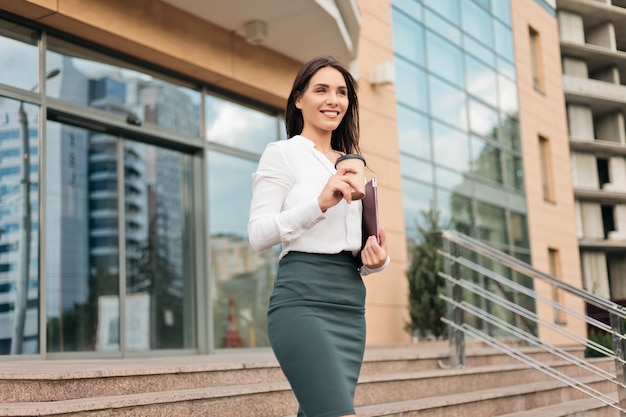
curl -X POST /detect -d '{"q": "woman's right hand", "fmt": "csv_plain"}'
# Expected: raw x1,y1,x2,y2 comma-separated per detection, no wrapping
318,167,359,212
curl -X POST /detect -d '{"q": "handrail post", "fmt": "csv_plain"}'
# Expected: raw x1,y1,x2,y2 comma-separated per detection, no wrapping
610,313,626,415
445,239,465,368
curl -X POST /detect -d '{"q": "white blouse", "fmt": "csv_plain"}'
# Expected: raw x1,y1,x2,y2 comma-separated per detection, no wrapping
248,135,388,275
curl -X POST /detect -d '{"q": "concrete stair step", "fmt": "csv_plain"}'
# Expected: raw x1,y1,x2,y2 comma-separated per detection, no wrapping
0,374,612,417
0,345,586,403
351,375,616,417
0,362,616,416
496,395,619,417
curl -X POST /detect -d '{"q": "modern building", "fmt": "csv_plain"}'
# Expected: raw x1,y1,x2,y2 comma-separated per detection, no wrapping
0,0,591,361
391,0,585,344
555,0,626,312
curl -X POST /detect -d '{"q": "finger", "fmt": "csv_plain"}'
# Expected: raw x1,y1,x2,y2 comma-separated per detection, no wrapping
337,166,358,176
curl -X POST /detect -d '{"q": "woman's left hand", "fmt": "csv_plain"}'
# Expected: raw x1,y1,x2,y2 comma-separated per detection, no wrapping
361,227,388,269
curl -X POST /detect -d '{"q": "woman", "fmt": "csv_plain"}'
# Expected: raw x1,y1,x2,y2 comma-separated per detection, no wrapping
248,56,389,417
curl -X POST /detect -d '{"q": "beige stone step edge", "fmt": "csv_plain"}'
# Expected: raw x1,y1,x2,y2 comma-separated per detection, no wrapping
0,364,612,416
354,375,615,417
0,345,585,381
497,395,620,417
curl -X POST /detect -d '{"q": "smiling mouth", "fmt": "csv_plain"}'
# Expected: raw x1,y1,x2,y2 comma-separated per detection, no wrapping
322,111,339,117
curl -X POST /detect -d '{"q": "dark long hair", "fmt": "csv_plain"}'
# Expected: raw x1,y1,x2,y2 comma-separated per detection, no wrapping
285,56,360,155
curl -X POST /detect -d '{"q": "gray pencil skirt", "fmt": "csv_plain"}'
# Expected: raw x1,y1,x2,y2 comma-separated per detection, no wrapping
267,251,366,417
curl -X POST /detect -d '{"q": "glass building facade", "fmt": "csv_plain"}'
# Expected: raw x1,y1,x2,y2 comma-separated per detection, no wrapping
0,19,282,356
391,0,530,261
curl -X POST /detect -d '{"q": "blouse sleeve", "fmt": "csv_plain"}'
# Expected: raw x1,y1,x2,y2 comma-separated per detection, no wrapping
247,142,325,252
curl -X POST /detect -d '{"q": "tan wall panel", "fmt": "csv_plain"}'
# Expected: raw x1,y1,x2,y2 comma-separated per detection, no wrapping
512,0,586,345
3,0,299,108
356,0,410,346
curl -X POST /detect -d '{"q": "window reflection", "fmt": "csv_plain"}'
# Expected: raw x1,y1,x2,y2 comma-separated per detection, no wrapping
124,142,194,351
429,76,467,130
0,22,38,91
396,58,429,112
468,99,499,139
425,0,459,24
465,54,498,107
402,178,434,240
498,74,519,115
511,211,530,248
397,106,431,160
462,0,493,48
0,98,40,354
471,136,503,185
432,120,469,172
491,0,511,25
504,153,525,192
46,37,201,137
392,10,425,66
401,154,433,183
426,31,463,86
437,189,474,237
205,95,278,155
392,0,422,22
424,8,461,45
476,202,508,244
208,151,278,349
494,20,514,62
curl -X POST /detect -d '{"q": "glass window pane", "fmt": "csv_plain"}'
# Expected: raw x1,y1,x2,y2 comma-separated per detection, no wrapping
426,31,463,86
492,0,511,25
432,120,469,172
476,201,508,244
397,105,431,159
471,136,503,185
0,21,39,91
401,154,433,183
504,152,525,192
497,56,516,81
429,76,466,130
46,37,201,137
392,0,423,21
501,115,521,151
462,0,493,48
402,178,434,240
45,120,109,353
465,54,498,107
464,35,496,66
392,10,425,66
0,98,40,355
468,99,499,139
437,189,474,236
435,165,468,193
511,211,530,249
396,59,428,112
205,95,279,154
124,142,194,351
498,74,519,115
424,8,461,45
494,20,514,62
426,0,459,24
208,151,277,349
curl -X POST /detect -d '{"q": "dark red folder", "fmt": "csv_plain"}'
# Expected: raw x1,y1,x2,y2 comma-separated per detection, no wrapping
362,178,380,247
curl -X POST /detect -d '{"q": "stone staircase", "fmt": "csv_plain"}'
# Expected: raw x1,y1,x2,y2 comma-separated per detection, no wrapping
0,343,618,416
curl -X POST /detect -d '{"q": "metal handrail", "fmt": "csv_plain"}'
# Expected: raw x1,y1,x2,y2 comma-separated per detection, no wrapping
438,230,626,415
439,230,626,318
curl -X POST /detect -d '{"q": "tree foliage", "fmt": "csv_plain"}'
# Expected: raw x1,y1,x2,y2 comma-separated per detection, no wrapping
405,208,447,340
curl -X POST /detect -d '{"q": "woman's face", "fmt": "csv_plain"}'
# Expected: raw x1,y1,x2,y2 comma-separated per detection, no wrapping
296,66,349,137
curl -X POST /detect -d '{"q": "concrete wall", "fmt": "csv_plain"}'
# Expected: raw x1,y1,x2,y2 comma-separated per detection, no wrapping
511,0,587,344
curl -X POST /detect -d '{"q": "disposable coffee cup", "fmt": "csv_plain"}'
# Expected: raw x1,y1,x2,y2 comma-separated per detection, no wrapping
335,153,366,200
